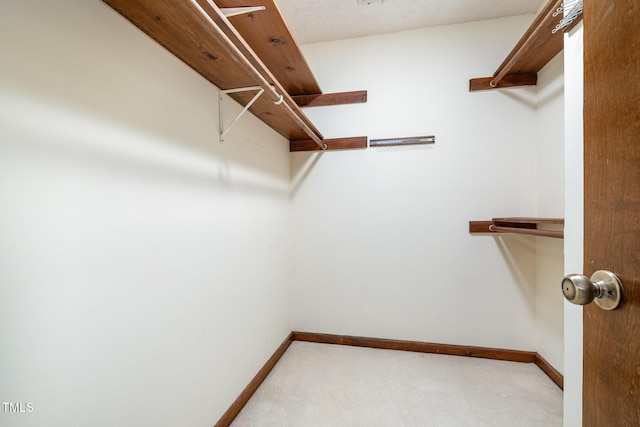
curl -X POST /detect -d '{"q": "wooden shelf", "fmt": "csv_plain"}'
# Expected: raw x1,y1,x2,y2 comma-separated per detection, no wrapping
104,0,323,143
217,0,321,97
104,0,369,151
469,217,564,239
290,136,368,152
292,91,368,108
469,0,566,91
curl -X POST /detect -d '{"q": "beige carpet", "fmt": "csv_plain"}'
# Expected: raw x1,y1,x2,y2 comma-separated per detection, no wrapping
231,341,562,426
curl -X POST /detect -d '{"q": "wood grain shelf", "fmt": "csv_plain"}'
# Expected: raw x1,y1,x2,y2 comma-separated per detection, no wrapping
469,217,565,239
469,0,568,91
103,0,370,152
217,0,321,97
104,0,322,144
292,90,368,108
104,0,330,145
290,136,368,152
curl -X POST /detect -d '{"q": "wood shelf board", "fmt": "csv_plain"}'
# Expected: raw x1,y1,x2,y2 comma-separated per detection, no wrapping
103,0,322,141
290,136,368,152
469,73,537,92
493,0,564,75
469,221,494,233
293,91,368,108
218,0,322,96
105,0,253,90
469,0,564,91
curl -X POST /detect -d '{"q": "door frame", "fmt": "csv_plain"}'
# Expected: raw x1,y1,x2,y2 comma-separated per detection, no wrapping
563,22,584,427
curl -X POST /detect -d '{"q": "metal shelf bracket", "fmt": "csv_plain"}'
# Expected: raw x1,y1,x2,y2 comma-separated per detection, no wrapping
219,85,264,143
220,6,266,18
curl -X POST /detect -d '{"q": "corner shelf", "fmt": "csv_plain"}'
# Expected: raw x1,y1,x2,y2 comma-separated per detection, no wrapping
103,0,368,152
217,0,321,97
469,0,567,91
469,217,564,239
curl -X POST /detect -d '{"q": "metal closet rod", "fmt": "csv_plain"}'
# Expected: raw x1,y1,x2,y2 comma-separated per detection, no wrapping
489,224,564,239
190,0,326,150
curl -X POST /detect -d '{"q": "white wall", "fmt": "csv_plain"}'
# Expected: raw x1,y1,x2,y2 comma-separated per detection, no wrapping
291,16,548,351
563,22,584,427
0,1,292,426
535,53,565,373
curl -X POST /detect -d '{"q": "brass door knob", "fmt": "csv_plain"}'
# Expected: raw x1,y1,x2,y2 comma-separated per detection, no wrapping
562,270,623,310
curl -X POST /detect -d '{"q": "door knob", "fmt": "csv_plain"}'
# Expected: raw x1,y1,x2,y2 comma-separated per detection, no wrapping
562,270,624,310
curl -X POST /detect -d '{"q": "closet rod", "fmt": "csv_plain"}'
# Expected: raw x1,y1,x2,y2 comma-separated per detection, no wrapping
490,0,562,87
489,225,564,239
190,0,326,150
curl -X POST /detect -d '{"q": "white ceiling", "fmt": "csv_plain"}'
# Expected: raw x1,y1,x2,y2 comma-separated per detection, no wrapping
275,0,547,45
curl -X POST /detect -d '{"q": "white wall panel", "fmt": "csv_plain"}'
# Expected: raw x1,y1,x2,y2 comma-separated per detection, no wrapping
0,1,292,425
291,16,543,350
535,52,565,373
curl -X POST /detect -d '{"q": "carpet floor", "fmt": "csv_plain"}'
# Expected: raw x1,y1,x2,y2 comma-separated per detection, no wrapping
231,341,563,426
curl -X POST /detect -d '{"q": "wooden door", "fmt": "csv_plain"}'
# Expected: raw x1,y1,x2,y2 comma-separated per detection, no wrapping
583,0,640,425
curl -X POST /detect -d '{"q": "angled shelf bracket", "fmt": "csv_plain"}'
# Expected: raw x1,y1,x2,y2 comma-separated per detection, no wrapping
220,6,265,18
219,85,264,143
219,85,284,143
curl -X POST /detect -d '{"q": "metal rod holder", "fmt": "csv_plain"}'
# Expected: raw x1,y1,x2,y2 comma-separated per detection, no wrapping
219,86,264,143
220,6,265,18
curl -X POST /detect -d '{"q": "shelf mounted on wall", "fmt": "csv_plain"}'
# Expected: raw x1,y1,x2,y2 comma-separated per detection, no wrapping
468,0,582,92
469,217,565,239
103,0,369,152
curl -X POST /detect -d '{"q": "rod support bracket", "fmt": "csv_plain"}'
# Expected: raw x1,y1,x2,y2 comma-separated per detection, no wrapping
220,6,266,18
219,86,265,143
